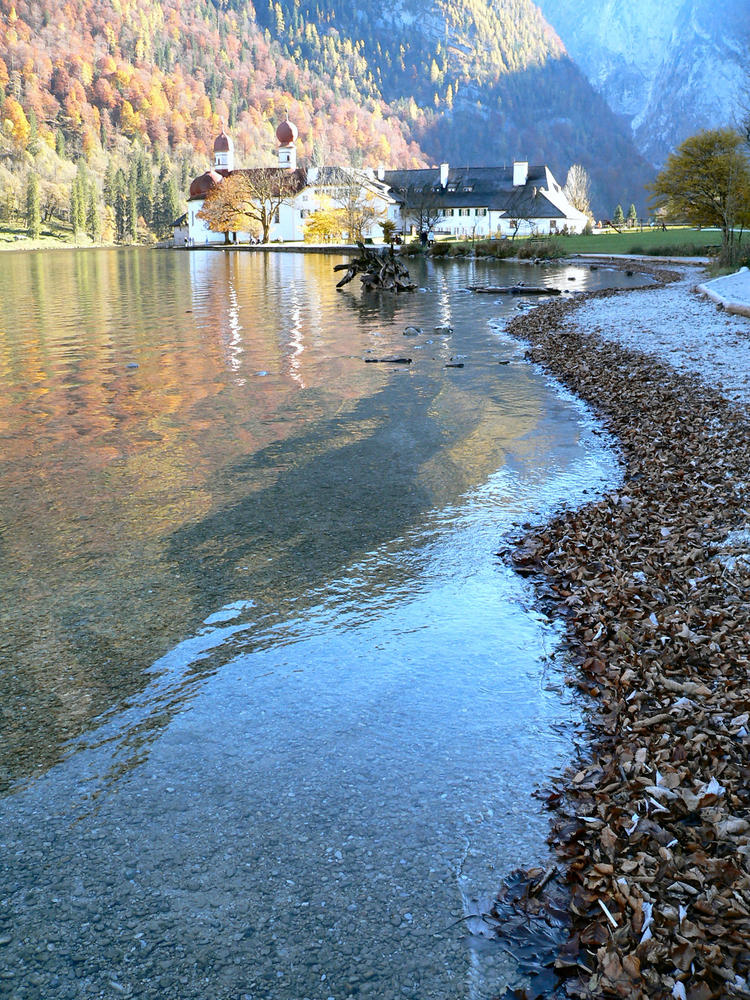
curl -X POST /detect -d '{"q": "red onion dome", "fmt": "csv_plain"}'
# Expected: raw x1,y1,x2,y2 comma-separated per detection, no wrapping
276,117,298,146
189,170,223,199
213,128,233,154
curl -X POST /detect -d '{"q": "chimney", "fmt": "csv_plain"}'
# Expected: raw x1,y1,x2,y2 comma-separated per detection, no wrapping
307,165,319,184
440,162,449,188
513,161,528,187
377,164,385,181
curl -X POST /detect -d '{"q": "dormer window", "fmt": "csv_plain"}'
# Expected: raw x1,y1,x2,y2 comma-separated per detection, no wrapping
446,183,458,192
464,185,474,192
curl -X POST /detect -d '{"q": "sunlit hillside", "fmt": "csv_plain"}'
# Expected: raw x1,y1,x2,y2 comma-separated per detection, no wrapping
0,0,655,238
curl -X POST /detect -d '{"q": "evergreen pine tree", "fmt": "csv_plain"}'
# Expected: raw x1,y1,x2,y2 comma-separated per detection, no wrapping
156,175,179,238
179,155,193,191
71,162,87,234
55,130,66,159
613,204,625,226
103,160,116,208
70,183,81,235
136,150,154,226
28,111,39,156
26,173,41,238
153,161,175,234
86,181,102,242
113,168,128,242
79,167,87,221
127,166,138,241
627,203,638,227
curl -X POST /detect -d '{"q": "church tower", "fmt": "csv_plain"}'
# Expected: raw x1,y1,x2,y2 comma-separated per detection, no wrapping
276,111,298,170
213,123,234,174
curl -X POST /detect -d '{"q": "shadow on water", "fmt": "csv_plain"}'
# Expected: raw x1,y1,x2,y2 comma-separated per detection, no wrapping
168,374,440,609
90,348,540,780
0,249,651,792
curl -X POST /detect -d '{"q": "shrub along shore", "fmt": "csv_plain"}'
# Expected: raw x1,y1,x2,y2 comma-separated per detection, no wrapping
496,272,750,999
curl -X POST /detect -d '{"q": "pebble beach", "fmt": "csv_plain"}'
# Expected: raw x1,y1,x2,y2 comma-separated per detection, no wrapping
501,262,750,999
567,266,750,410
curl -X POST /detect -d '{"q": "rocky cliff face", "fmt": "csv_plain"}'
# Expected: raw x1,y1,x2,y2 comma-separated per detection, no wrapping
251,0,656,213
536,0,750,164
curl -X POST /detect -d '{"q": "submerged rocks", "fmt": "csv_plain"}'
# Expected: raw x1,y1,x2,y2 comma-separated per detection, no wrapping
500,275,750,999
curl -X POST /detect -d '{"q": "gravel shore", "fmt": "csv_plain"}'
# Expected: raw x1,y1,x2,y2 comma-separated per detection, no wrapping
500,264,750,1000
565,266,750,410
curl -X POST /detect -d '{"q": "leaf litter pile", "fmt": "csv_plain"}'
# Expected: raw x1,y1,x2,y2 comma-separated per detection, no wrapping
493,273,750,1000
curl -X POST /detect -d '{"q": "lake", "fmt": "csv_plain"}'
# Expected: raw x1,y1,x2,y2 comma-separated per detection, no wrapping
0,248,645,998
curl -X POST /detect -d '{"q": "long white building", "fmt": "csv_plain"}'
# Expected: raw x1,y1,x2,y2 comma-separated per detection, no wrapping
384,161,589,239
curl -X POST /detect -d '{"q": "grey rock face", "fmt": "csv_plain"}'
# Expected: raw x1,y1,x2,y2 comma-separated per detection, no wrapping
536,0,749,165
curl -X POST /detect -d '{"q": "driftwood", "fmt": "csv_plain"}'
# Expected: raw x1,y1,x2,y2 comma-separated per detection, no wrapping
363,357,412,364
468,284,561,295
334,243,416,292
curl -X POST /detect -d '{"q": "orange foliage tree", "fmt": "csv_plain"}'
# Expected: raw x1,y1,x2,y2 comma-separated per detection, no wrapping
199,168,303,242
2,97,31,147
197,172,261,243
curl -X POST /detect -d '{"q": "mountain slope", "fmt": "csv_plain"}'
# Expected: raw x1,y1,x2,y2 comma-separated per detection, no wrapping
249,0,655,212
1,0,655,218
536,0,750,165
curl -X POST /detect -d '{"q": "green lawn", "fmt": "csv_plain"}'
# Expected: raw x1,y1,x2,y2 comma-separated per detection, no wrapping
1,219,743,261
547,225,726,256
429,225,748,262
0,221,103,251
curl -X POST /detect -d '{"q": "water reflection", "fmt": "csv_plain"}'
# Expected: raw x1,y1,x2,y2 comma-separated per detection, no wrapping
0,247,643,997
0,249,647,791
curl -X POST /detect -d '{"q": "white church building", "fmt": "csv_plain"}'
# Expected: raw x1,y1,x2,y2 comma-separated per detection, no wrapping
182,117,400,246
179,115,588,246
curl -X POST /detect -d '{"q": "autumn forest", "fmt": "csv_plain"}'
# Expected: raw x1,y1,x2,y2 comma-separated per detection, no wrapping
0,0,654,241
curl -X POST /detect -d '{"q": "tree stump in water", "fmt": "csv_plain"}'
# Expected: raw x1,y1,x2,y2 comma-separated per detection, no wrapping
334,243,416,292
